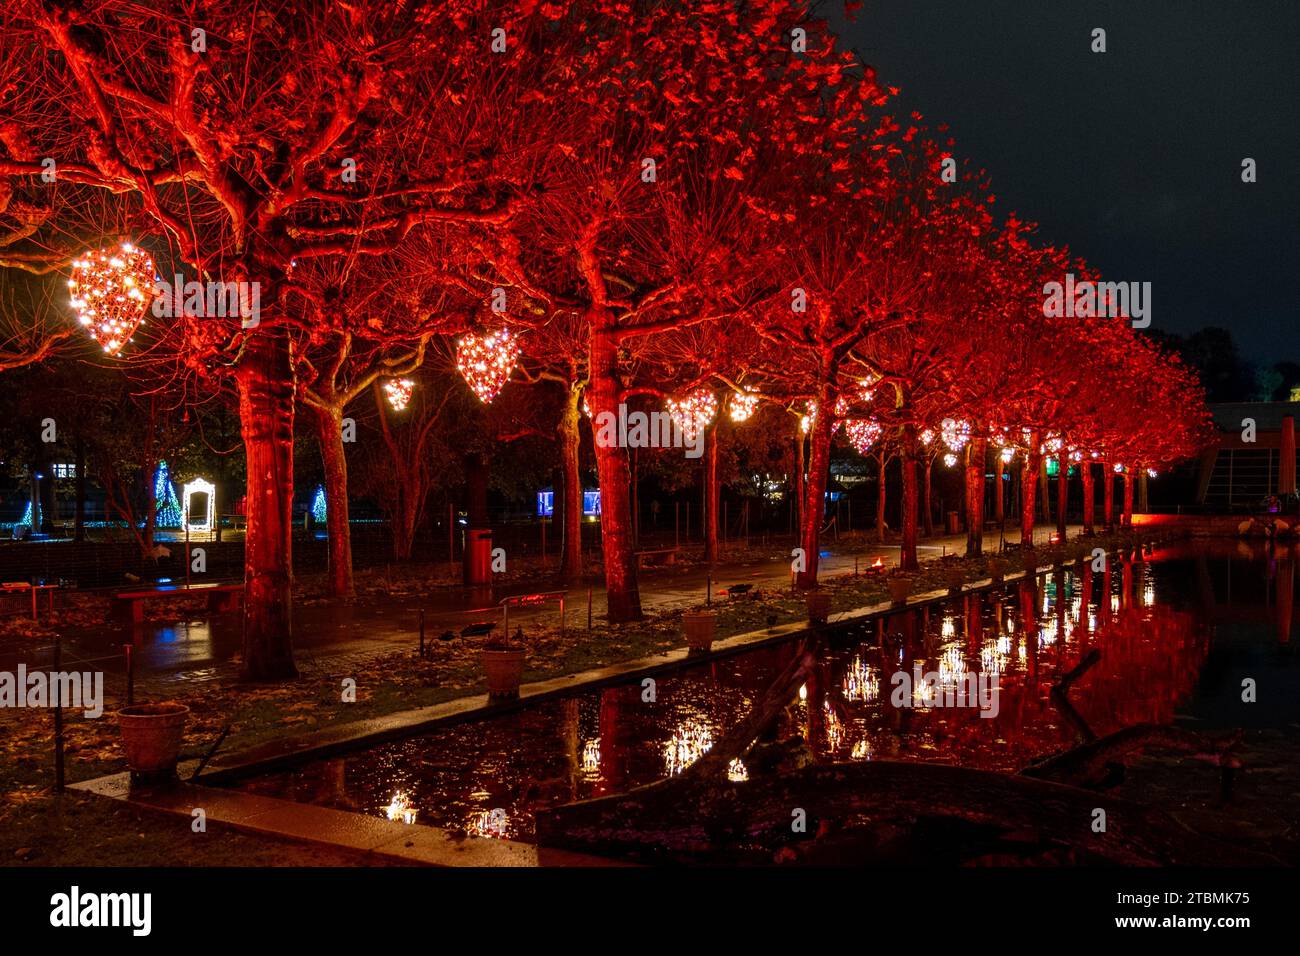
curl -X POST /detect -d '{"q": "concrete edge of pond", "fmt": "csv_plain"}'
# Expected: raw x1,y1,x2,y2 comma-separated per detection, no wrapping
192,559,1078,784
68,772,631,868
67,548,1140,865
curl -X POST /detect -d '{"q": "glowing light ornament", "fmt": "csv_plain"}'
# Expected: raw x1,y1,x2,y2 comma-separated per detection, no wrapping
1000,447,1015,464
943,453,958,468
456,329,520,403
941,418,970,452
800,401,818,435
667,388,718,444
729,387,759,423
844,419,882,455
68,241,157,355
832,378,877,417
384,792,417,825
920,428,935,447
383,378,414,411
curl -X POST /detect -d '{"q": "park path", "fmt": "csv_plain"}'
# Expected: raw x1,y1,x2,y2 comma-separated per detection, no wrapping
2,524,1077,693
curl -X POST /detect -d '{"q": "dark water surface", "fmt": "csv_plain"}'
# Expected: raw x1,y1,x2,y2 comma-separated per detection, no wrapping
229,539,1299,842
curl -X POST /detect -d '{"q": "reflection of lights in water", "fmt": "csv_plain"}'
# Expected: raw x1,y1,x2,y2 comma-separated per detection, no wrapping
1006,617,1015,634
467,808,509,839
384,791,417,825
941,615,956,639
823,701,844,751
1143,582,1155,605
1017,639,1026,660
1040,618,1058,648
981,637,1009,675
664,720,714,775
851,739,872,760
1088,612,1097,630
798,683,808,701
581,738,601,776
842,655,880,703
1070,597,1083,622
1111,595,1121,613
727,758,748,782
939,647,965,687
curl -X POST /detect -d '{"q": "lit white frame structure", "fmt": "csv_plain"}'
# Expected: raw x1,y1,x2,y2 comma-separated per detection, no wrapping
182,478,216,535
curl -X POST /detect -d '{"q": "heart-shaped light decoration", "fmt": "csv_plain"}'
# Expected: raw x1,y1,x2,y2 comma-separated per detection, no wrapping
383,378,415,411
941,417,970,452
729,387,759,423
67,241,157,355
845,419,882,455
667,388,718,444
456,329,520,403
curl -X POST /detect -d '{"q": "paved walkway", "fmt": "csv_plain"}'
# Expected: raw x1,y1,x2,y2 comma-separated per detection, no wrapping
3,524,1079,690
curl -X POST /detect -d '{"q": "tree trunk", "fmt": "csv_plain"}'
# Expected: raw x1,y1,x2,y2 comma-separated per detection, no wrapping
1038,456,1052,523
588,323,641,621
793,428,805,538
1056,456,1068,539
704,424,719,566
994,454,1006,523
900,426,920,571
1104,463,1116,529
1139,470,1149,514
1122,468,1135,527
235,329,297,681
313,404,354,598
74,435,86,543
1081,461,1095,533
922,457,935,537
965,437,986,556
557,384,583,583
796,406,833,588
875,453,888,544
1021,434,1042,549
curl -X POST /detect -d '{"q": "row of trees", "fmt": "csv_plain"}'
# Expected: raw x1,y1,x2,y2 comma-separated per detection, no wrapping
0,0,1209,680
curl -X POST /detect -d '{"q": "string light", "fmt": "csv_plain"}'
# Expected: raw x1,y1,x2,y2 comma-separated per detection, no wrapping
832,378,877,417
67,241,157,355
667,388,718,444
383,378,414,411
941,418,970,452
943,452,958,467
456,329,520,403
844,419,882,455
800,401,818,434
729,387,759,423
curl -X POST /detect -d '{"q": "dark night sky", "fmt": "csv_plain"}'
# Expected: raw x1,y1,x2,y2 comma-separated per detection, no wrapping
827,0,1300,363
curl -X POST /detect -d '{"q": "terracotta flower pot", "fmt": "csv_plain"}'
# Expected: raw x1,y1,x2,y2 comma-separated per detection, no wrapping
683,611,717,653
481,648,526,700
117,702,189,780
887,577,912,606
806,591,832,625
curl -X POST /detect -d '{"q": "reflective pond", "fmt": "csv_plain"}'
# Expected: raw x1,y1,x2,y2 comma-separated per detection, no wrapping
229,538,1299,843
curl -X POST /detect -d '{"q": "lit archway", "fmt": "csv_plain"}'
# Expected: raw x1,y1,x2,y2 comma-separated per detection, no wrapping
182,478,216,536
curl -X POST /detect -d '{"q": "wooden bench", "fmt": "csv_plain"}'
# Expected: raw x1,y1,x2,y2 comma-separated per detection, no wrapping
111,582,243,626
1,581,58,619
723,583,754,599
635,547,679,568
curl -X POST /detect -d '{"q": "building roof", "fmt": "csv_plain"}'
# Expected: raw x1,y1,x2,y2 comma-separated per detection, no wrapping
1209,402,1300,432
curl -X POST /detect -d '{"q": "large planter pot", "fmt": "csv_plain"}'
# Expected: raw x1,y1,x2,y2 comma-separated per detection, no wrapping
887,577,913,606
117,702,189,781
986,558,1010,584
481,649,526,700
806,591,832,625
683,612,717,653
943,567,965,595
